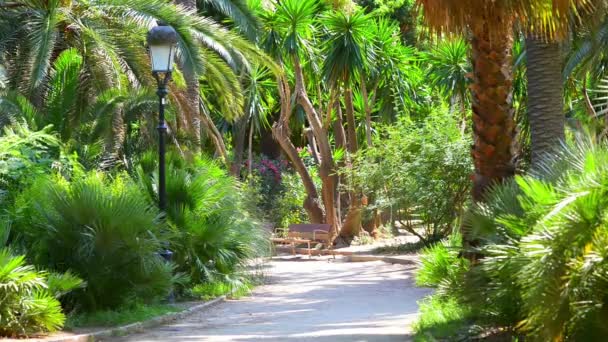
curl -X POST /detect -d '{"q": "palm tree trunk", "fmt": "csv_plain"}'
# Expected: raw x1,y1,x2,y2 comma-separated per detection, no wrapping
174,0,201,149
469,19,516,202
526,36,564,170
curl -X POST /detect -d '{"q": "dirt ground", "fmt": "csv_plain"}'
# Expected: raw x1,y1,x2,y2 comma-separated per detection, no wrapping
114,257,431,342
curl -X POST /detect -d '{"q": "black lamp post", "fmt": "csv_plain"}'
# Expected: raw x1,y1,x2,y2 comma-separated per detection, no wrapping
147,22,177,211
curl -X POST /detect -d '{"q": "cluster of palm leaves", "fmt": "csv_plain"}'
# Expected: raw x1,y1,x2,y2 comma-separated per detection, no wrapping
442,140,608,340
0,0,272,167
0,222,83,337
6,172,175,311
137,150,268,287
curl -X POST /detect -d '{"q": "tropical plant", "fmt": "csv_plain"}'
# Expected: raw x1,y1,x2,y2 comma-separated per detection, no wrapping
8,172,173,311
0,0,272,153
0,123,62,205
426,37,470,129
137,152,268,285
416,0,590,201
416,233,469,295
0,222,83,337
460,140,608,339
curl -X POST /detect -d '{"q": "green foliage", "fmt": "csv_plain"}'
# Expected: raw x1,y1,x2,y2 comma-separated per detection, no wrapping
65,303,181,329
416,233,469,296
459,141,608,340
346,108,472,242
138,152,269,286
10,172,173,311
426,38,470,108
414,295,472,342
242,157,309,228
0,124,61,204
0,247,82,337
188,279,253,300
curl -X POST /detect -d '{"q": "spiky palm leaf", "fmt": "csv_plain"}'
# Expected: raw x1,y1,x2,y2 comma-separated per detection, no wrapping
461,140,608,339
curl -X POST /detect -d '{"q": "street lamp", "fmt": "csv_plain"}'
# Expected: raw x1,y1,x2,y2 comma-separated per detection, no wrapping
147,22,177,211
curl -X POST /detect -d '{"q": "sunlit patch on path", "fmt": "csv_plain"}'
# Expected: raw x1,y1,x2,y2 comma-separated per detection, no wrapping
117,258,430,342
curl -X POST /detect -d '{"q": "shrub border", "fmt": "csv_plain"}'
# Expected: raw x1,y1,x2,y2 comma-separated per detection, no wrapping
46,296,227,342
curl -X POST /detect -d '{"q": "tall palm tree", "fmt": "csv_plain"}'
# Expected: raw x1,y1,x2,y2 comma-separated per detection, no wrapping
0,0,270,155
322,10,369,238
322,10,368,154
416,0,588,201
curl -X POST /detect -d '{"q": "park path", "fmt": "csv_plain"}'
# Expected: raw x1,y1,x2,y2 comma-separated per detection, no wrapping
115,258,431,342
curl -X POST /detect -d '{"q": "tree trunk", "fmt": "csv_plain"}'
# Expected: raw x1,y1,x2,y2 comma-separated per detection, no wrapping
200,102,229,162
344,86,358,154
360,78,373,147
304,128,321,165
339,85,363,239
526,36,565,170
174,0,201,148
293,56,340,240
469,19,516,202
272,74,325,223
230,116,248,177
248,120,254,177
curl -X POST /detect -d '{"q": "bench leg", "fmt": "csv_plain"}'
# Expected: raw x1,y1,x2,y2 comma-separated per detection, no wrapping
291,242,296,256
308,241,311,259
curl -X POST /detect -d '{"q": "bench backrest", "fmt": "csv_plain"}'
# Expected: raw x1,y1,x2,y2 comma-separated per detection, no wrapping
287,224,331,242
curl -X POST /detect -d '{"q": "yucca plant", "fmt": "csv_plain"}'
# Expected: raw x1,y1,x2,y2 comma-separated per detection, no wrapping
461,140,608,340
10,172,172,311
137,152,268,286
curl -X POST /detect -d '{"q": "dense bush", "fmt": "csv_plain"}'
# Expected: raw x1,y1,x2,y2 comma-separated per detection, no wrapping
422,141,608,340
0,124,62,204
0,224,82,337
242,156,309,228
8,172,173,311
346,108,472,242
138,152,268,286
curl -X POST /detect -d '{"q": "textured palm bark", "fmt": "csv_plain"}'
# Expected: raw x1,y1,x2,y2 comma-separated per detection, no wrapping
469,19,516,202
526,36,564,170
174,0,201,148
272,74,325,223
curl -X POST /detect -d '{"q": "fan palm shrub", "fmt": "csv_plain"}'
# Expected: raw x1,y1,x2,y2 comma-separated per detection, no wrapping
0,223,83,337
460,140,608,340
9,172,173,311
137,152,268,286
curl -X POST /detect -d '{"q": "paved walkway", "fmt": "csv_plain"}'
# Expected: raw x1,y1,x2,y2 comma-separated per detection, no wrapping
116,258,430,342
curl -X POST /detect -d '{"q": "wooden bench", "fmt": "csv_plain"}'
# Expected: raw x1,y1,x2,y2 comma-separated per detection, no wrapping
271,224,333,258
